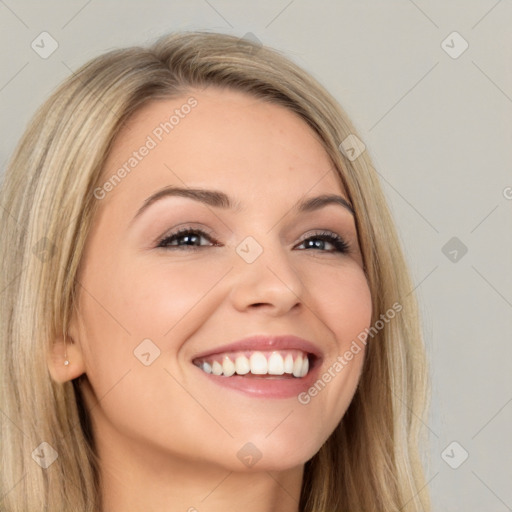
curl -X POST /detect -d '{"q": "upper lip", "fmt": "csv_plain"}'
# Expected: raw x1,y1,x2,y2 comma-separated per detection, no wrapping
191,334,323,361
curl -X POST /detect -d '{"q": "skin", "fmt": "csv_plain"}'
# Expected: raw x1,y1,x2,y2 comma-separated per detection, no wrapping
49,87,372,512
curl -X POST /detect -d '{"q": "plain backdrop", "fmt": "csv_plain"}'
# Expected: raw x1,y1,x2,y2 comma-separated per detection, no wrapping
1,1,511,510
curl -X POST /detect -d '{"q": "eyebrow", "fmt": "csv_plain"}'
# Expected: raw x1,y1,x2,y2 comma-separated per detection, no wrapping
131,186,354,224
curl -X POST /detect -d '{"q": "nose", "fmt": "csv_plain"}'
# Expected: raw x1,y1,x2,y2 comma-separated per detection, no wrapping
228,240,305,316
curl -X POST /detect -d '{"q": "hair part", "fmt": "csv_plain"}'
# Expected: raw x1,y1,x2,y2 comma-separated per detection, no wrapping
0,31,430,511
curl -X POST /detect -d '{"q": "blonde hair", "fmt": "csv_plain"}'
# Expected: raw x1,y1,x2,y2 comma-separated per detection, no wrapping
0,31,430,511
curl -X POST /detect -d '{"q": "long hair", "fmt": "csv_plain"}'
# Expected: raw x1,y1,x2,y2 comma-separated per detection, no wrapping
0,31,430,511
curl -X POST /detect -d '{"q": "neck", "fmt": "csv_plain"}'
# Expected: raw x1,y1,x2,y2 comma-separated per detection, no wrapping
99,449,303,512
95,424,303,512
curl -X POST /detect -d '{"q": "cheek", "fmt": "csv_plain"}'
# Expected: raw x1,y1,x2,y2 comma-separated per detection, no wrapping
296,262,372,424
76,256,230,397
304,261,373,343
123,258,226,336
82,254,223,346
74,257,227,453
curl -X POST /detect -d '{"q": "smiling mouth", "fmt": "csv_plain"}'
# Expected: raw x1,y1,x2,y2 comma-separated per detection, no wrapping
193,349,313,378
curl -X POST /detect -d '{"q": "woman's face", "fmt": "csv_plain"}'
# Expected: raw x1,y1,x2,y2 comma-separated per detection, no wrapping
68,87,372,472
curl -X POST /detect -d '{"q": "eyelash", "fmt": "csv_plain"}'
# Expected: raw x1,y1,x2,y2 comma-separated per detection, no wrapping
157,227,350,254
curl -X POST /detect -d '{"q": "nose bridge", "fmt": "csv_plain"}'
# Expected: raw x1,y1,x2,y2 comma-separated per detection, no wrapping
228,232,305,313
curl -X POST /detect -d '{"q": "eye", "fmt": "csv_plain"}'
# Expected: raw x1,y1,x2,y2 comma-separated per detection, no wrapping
157,228,218,249
156,227,350,254
295,231,350,254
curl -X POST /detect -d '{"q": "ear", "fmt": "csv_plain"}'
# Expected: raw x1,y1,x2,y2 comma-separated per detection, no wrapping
47,327,86,383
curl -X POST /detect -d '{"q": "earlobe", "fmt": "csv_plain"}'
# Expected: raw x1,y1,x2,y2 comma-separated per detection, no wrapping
47,334,86,383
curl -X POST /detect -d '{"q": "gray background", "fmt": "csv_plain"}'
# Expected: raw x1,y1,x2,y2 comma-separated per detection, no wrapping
1,1,511,510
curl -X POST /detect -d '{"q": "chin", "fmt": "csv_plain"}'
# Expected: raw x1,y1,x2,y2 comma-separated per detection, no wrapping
225,430,326,473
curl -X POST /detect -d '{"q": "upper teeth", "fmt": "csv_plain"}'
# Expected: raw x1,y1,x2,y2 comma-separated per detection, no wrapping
196,350,310,378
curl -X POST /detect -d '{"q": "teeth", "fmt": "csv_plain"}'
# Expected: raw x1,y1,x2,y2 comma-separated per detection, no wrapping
268,352,284,375
301,356,309,377
292,354,303,377
222,356,236,377
235,355,250,375
196,350,311,378
250,352,268,374
212,361,223,375
284,353,294,374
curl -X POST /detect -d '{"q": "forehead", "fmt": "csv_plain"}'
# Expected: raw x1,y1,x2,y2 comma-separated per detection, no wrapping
98,87,347,212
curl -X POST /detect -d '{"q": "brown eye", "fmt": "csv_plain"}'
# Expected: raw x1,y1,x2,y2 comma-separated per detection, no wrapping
296,231,350,253
157,228,217,249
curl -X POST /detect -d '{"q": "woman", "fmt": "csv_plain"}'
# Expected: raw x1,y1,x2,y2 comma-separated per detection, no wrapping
0,31,430,511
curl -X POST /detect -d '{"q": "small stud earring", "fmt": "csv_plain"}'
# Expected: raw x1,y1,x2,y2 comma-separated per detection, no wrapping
64,360,70,366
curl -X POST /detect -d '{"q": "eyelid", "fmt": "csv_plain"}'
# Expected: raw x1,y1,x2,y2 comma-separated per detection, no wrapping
154,223,218,247
156,225,351,255
296,229,351,252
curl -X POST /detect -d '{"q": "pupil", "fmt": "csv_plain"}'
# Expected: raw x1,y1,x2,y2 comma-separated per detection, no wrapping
308,239,323,249
180,235,198,245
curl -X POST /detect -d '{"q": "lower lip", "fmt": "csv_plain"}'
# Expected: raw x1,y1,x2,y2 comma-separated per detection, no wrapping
194,361,321,399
